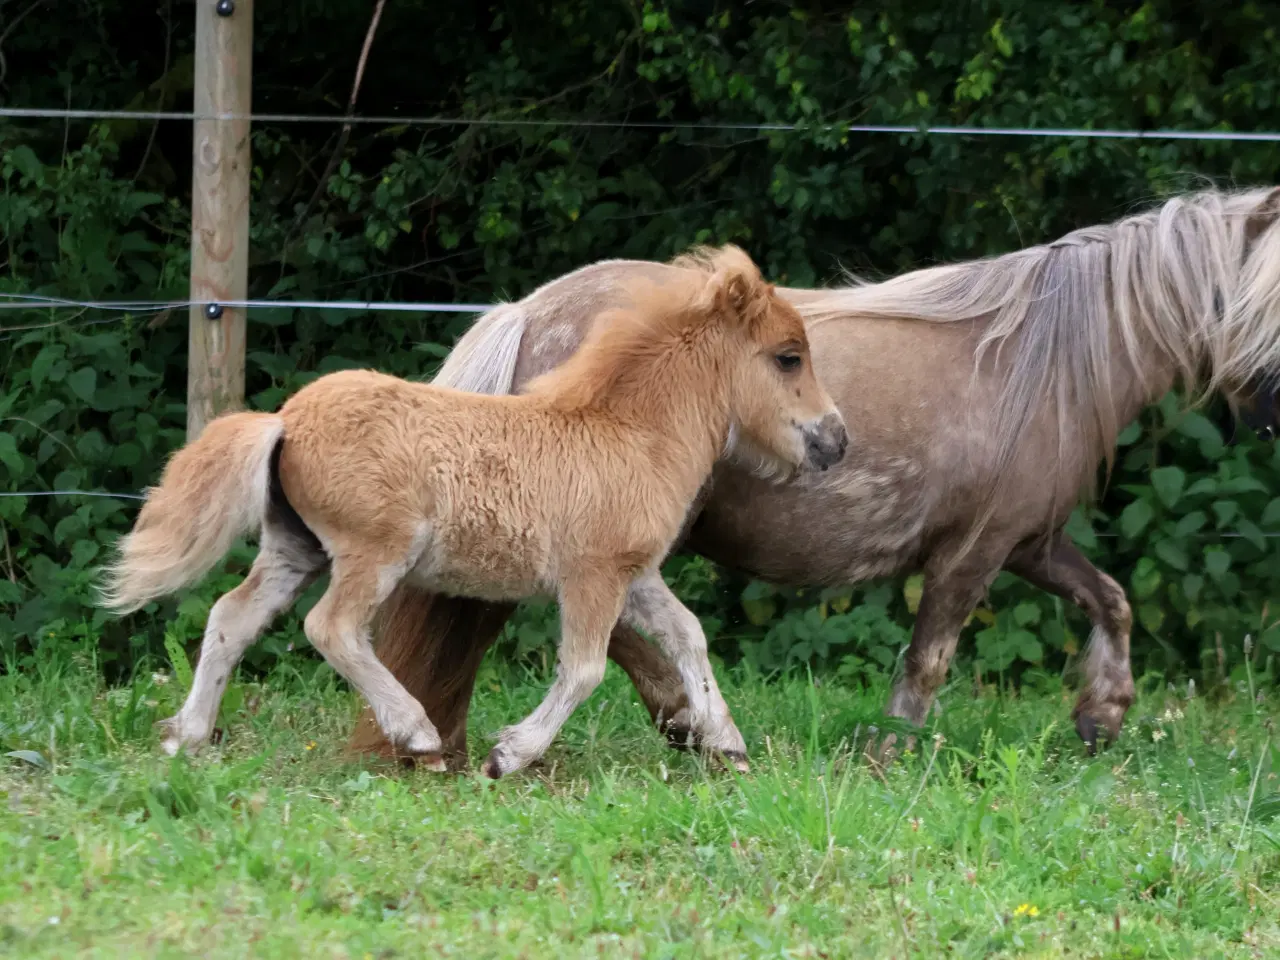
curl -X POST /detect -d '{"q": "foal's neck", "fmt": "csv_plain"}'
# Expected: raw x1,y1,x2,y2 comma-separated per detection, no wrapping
538,319,733,475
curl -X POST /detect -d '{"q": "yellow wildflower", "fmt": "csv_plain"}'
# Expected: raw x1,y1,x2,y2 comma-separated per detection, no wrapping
1014,903,1040,918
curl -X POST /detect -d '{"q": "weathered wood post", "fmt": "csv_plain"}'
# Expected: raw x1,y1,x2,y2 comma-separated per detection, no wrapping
186,0,252,441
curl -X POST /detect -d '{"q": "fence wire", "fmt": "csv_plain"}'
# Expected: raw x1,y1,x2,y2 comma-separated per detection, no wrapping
5,105,1280,142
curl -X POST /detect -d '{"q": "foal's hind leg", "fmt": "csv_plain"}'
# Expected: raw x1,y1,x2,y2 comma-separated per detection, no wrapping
482,570,628,779
305,555,446,769
160,527,323,756
621,572,747,769
1007,535,1134,751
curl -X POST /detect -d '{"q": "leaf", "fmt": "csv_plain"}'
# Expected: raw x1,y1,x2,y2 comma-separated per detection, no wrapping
163,632,194,692
903,574,924,614
1181,574,1203,603
1150,466,1185,508
1173,410,1225,458
1219,476,1268,496
1153,539,1189,571
66,367,97,404
5,749,47,768
1212,500,1239,528
1233,519,1266,552
1262,498,1280,528
1013,601,1042,626
1184,478,1218,498
30,344,65,390
1019,636,1044,663
1115,421,1142,446
1132,557,1161,600
1138,603,1165,634
1063,507,1097,549
1204,548,1232,582
7,145,41,181
1174,511,1207,537
0,432,23,480
1120,499,1154,539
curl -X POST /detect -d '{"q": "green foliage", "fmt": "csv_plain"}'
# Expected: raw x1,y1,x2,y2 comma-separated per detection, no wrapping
4,1,1280,687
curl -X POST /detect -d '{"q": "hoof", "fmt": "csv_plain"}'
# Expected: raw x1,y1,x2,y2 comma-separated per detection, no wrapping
481,746,513,780
157,717,201,757
863,730,916,770
1075,713,1100,755
406,751,448,773
401,726,443,757
1073,698,1127,755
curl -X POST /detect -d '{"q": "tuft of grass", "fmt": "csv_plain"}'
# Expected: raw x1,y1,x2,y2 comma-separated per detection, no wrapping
1,645,1277,958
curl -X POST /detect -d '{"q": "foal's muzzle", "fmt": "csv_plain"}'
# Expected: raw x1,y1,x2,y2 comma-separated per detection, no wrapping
803,413,848,471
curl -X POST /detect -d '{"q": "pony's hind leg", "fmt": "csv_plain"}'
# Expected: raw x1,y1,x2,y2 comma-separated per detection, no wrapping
160,525,324,756
1007,535,1134,751
304,555,447,770
607,622,697,751
621,572,747,769
482,571,627,779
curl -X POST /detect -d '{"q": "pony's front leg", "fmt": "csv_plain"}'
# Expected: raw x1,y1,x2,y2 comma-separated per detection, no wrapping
481,571,628,779
621,572,747,770
878,544,1010,761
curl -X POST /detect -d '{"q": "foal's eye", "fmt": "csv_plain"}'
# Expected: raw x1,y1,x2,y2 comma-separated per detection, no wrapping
775,353,802,373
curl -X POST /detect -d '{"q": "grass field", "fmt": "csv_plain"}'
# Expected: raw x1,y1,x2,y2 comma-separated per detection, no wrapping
2,647,1277,959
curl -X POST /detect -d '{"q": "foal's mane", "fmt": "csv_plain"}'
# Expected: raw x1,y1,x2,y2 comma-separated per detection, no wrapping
800,185,1280,550
524,244,775,409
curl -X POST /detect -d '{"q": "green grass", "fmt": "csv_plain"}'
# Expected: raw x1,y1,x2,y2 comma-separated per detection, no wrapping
2,648,1278,959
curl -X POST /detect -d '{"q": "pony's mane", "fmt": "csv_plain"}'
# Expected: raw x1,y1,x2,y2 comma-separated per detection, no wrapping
798,185,1280,547
524,244,775,408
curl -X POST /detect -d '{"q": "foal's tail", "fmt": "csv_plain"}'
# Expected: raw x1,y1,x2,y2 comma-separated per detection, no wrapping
99,412,285,614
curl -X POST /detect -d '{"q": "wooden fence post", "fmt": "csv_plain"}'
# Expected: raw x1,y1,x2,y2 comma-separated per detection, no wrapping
187,0,253,441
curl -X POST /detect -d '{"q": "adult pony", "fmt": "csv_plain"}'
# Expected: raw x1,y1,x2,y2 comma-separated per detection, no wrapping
348,185,1280,768
101,246,847,777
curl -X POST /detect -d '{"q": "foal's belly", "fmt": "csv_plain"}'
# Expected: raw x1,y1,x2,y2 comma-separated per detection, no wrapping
406,518,553,603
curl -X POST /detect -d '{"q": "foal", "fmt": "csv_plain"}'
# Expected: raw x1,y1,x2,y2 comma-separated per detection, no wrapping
101,245,848,778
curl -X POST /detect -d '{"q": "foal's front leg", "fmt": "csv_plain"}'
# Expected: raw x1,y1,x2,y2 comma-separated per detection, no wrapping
481,571,628,779
621,572,748,769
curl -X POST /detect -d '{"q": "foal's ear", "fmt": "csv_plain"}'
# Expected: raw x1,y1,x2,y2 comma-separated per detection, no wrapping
704,245,769,323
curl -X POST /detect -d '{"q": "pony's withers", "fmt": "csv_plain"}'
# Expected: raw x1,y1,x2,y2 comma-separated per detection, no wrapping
100,244,847,777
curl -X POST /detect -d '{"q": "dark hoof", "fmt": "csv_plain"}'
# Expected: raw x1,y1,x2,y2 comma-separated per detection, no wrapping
1075,714,1100,755
481,747,510,780
1073,698,1127,755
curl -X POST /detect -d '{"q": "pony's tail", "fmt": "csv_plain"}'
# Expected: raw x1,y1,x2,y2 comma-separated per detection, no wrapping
99,412,285,614
432,302,526,395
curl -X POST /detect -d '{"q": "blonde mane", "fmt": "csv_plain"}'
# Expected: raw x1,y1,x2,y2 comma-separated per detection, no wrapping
799,185,1280,538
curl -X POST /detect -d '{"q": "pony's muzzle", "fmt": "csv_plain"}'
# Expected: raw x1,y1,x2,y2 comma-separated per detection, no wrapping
803,413,848,471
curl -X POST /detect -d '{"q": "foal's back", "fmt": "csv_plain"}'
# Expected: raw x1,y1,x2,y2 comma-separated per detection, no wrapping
275,368,672,598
